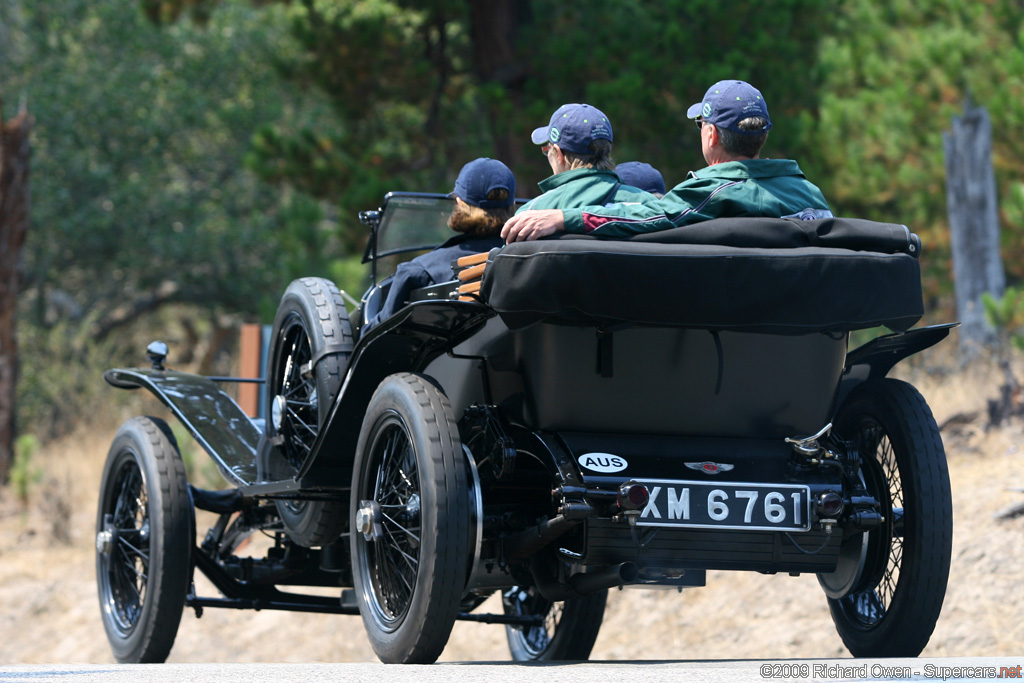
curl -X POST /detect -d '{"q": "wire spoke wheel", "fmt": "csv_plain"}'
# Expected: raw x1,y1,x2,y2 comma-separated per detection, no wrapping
102,461,150,634
351,373,469,664
823,379,952,657
361,416,422,625
262,278,351,546
96,417,192,663
502,585,606,661
273,318,319,468
837,425,902,626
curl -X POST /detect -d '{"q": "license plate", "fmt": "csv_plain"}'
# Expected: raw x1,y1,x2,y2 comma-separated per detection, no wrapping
636,479,811,532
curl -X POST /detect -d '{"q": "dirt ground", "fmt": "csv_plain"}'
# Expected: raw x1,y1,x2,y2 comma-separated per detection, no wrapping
1,358,1022,664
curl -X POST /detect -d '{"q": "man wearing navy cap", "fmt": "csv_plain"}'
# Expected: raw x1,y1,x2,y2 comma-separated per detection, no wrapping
515,103,654,214
365,157,516,331
502,81,831,241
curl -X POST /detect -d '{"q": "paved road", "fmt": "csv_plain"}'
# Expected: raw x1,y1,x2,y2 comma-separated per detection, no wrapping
2,659,1021,683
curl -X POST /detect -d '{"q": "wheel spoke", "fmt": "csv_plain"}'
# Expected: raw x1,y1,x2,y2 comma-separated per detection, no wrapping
117,537,150,563
378,480,409,505
284,398,316,410
375,432,400,494
116,546,149,583
113,468,142,526
380,526,420,570
380,512,421,544
284,406,318,436
372,541,413,617
379,546,415,593
282,378,314,400
892,507,905,536
285,434,312,459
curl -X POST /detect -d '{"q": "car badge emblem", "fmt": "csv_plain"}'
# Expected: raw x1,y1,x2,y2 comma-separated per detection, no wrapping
685,461,734,475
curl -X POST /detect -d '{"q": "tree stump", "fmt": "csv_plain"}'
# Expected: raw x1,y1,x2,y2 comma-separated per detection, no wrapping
944,96,1004,362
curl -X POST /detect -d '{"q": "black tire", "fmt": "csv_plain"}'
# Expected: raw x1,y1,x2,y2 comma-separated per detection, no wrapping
821,378,952,657
350,373,470,664
95,416,193,663
263,277,352,546
502,586,607,661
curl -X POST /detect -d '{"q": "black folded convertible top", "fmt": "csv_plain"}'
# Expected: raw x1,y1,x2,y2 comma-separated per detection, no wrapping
479,216,923,333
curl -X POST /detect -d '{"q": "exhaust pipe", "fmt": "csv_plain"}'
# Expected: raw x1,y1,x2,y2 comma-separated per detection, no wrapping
533,559,639,602
570,562,639,595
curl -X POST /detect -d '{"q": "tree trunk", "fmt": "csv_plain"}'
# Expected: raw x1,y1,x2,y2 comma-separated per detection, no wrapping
944,96,1004,362
468,0,533,185
0,95,32,484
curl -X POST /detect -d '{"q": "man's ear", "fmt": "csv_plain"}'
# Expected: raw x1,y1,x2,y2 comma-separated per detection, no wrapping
706,123,720,146
551,144,569,171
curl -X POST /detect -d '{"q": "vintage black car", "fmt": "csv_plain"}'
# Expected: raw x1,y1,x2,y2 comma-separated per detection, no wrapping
96,192,955,664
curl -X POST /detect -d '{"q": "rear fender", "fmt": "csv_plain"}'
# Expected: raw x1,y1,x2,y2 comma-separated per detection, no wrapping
836,323,958,409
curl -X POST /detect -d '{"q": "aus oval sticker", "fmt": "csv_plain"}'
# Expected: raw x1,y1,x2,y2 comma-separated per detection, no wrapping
578,452,628,473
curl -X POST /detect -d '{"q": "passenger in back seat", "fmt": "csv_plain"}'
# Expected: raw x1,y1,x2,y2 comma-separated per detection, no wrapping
515,102,654,214
615,161,666,198
502,81,831,242
363,158,517,332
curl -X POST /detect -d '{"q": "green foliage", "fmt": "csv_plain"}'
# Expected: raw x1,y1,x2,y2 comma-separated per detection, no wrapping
6,0,1024,449
14,319,123,439
328,254,372,311
983,286,1024,351
2,0,341,330
244,0,483,243
520,0,835,183
1005,183,1024,236
152,0,835,229
11,434,42,508
981,286,1024,404
2,0,358,434
7,0,1021,329
809,0,1024,310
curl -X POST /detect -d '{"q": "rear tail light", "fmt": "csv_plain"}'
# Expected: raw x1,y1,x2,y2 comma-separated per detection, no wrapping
817,491,844,518
618,481,650,511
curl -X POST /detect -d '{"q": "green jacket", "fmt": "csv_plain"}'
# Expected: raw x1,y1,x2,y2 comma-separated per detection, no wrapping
517,167,653,213
561,159,831,237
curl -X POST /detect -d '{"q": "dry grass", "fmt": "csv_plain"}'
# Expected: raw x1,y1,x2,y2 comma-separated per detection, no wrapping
1,352,1022,664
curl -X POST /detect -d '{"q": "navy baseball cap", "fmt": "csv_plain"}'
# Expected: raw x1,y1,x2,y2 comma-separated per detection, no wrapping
530,103,613,155
450,158,516,209
616,161,666,195
686,80,772,134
